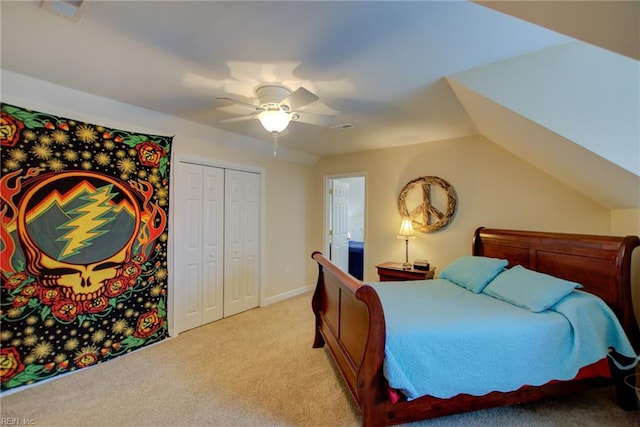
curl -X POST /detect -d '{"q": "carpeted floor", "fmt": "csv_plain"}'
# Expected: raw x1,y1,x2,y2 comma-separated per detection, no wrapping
1,292,638,426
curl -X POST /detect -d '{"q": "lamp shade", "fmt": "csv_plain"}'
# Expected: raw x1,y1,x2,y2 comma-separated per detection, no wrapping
397,218,415,238
258,109,292,133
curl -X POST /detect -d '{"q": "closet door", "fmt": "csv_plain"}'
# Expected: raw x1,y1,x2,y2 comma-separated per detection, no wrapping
175,162,224,333
201,166,225,324
224,169,260,317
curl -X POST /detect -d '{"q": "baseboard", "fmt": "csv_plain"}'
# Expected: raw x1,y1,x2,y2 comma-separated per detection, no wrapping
261,284,314,306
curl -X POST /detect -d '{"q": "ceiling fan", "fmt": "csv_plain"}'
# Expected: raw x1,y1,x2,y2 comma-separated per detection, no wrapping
217,84,334,155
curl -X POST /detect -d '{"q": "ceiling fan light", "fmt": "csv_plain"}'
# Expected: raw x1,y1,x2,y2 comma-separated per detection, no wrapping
258,109,292,133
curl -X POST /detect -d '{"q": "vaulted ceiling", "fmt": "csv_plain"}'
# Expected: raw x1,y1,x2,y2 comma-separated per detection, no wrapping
1,1,638,209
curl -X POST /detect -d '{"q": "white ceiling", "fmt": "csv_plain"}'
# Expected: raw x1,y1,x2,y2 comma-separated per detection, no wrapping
1,0,573,157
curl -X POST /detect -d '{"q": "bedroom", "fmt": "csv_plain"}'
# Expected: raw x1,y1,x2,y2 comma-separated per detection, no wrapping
1,0,639,424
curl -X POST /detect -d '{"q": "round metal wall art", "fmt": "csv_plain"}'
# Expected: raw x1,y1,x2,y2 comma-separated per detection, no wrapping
397,176,457,233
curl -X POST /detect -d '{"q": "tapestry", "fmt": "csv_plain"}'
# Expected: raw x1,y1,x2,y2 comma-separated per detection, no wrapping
0,103,172,392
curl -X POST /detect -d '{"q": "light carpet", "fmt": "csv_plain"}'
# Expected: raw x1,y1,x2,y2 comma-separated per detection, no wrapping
1,292,638,426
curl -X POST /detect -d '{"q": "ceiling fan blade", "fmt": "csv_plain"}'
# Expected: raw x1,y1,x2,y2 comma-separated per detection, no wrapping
293,112,334,127
216,97,262,112
218,115,256,123
183,72,223,90
281,87,319,110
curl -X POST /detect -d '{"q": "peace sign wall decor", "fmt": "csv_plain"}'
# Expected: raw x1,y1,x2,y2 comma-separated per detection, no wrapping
398,176,457,232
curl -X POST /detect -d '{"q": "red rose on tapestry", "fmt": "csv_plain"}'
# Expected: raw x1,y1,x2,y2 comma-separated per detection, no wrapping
83,296,109,314
52,300,82,322
20,283,40,298
103,278,129,298
12,294,30,308
134,308,162,338
0,347,25,381
5,272,28,290
122,262,142,284
136,141,166,167
40,288,62,305
0,111,24,147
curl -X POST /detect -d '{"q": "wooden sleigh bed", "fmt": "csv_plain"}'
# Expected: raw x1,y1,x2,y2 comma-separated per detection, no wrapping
311,227,640,426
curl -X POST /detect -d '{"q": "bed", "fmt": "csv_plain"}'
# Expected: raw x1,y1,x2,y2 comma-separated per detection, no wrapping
311,227,640,426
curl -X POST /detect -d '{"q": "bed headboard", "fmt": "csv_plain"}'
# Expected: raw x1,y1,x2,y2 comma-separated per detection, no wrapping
472,227,640,352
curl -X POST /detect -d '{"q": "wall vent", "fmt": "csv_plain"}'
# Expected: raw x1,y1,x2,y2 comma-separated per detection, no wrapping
330,123,356,131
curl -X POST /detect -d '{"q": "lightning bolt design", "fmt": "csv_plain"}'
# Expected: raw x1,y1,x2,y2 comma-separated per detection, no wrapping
57,185,117,260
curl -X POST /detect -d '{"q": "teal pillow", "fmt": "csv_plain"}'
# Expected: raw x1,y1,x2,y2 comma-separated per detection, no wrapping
483,265,583,312
438,256,508,293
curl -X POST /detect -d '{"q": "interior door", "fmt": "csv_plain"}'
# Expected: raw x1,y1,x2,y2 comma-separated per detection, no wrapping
201,166,225,324
175,162,203,332
331,180,350,272
175,162,224,333
224,169,260,317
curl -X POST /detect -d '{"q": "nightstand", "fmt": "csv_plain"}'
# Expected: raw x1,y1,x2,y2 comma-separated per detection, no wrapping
375,262,435,282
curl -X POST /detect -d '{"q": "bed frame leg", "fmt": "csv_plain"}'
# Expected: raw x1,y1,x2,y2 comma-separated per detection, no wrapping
311,253,327,349
312,326,325,348
609,351,639,411
613,369,638,410
361,403,386,427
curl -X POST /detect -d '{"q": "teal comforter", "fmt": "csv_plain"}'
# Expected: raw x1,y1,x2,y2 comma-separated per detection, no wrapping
368,279,637,400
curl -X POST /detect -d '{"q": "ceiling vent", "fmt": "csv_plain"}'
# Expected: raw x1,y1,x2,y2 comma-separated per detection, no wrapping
40,1,86,22
330,123,356,131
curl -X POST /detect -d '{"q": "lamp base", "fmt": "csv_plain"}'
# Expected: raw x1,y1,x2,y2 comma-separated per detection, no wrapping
403,238,412,270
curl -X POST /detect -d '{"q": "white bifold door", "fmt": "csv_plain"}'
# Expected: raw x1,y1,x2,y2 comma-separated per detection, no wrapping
223,169,260,317
175,162,260,333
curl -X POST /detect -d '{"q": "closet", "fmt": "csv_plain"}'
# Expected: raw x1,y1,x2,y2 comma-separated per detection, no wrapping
174,160,261,333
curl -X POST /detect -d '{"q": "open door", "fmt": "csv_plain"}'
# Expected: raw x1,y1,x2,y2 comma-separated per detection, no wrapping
330,179,350,272
326,175,366,279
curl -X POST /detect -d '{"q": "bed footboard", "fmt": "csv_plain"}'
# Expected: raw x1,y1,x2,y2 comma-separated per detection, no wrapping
311,251,388,426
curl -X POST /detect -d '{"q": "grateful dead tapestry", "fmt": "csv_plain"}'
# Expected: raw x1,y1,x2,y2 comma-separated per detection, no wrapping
0,103,172,392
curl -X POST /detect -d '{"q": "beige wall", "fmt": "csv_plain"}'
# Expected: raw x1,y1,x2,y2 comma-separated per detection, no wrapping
170,136,313,304
612,209,640,236
2,71,315,330
4,71,635,328
310,135,612,282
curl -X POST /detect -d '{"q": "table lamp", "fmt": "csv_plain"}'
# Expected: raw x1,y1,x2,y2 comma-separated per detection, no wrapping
397,218,415,269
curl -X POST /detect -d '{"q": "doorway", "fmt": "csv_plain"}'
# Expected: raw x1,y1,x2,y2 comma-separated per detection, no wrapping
325,174,366,280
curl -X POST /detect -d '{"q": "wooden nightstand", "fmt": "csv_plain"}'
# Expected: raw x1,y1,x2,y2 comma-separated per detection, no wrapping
375,262,435,282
